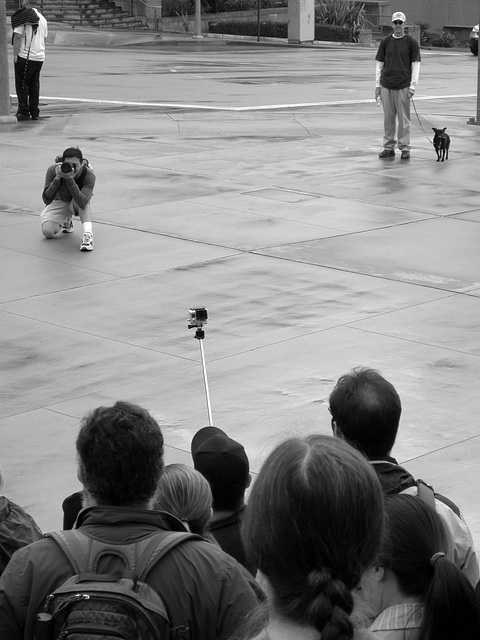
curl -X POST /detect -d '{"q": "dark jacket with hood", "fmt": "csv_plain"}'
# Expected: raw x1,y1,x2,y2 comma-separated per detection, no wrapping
0,505,262,640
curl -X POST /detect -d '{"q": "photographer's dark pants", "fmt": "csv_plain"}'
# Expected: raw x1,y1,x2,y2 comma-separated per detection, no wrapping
14,56,43,119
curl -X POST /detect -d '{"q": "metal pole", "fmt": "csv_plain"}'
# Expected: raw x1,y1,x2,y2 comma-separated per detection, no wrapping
468,5,480,125
193,0,202,38
257,0,260,42
198,339,213,426
0,0,17,123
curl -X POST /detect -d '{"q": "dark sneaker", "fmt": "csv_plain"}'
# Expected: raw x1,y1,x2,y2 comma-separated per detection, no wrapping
401,150,411,160
16,114,30,121
80,232,94,251
379,149,395,158
62,217,74,233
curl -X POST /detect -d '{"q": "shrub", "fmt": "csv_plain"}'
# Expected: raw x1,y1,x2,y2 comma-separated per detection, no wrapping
163,0,286,16
315,23,352,41
208,19,355,40
417,22,457,48
315,0,366,37
208,19,287,36
162,0,196,18
424,30,457,48
222,0,286,10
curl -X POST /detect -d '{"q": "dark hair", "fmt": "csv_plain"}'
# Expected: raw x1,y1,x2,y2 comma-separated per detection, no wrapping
154,463,212,536
243,435,384,640
62,146,83,162
378,494,480,640
76,401,164,507
329,367,401,457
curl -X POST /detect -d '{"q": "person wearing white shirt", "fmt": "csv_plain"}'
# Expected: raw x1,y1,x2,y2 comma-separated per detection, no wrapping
375,12,421,160
12,0,48,121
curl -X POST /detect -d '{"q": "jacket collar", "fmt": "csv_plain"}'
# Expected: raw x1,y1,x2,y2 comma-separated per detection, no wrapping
368,456,417,495
76,505,186,532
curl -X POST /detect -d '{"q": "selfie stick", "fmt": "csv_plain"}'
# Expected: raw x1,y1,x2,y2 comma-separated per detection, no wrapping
194,326,213,426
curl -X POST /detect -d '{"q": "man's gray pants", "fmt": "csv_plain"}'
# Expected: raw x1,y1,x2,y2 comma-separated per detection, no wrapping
381,87,411,151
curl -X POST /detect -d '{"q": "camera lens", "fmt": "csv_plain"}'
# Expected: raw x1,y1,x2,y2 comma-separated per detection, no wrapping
61,162,72,173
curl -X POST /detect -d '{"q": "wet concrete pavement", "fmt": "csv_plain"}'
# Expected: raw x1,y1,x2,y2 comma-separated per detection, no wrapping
1,34,480,548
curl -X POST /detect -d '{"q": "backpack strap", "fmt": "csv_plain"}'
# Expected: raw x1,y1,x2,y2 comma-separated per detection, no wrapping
47,530,95,574
417,479,436,511
47,529,201,579
135,531,201,580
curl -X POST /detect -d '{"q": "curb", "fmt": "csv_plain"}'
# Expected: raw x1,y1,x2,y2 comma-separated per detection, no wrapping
6,20,474,52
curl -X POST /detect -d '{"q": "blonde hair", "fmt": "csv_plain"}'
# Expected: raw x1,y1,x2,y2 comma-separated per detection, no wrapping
154,464,213,536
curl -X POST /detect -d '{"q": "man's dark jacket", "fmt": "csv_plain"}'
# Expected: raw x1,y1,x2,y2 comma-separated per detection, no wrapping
0,505,261,639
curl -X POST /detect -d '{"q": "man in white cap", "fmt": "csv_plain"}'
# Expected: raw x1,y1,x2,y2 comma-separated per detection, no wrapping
375,11,421,160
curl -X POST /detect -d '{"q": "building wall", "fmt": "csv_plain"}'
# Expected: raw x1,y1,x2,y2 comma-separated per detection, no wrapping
392,0,479,31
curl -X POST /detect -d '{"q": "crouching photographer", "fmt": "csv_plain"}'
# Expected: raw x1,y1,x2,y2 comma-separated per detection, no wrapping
40,146,96,252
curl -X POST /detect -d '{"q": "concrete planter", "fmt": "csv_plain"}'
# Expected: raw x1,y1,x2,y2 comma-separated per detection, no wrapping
357,28,372,43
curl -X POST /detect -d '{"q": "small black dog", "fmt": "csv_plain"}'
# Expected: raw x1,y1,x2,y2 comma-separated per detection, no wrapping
432,127,450,162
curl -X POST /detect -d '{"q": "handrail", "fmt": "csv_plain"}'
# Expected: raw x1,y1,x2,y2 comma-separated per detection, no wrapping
124,0,162,30
132,0,162,9
363,17,377,29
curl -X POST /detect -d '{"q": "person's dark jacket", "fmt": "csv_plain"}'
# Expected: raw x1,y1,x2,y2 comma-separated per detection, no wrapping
62,490,83,530
209,505,257,576
0,505,262,639
0,496,43,576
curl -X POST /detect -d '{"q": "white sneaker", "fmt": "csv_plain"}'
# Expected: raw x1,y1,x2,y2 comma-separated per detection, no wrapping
62,217,74,233
80,232,94,251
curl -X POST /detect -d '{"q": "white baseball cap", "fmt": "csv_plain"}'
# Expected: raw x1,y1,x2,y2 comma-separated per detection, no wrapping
392,11,406,22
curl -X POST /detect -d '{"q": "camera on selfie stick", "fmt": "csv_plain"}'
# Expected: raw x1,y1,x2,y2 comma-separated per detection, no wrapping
188,307,213,426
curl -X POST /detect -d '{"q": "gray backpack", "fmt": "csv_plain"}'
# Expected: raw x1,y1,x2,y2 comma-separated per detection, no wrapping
34,529,199,640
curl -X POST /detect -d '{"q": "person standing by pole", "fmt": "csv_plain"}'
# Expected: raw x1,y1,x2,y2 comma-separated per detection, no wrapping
12,0,47,121
375,12,421,160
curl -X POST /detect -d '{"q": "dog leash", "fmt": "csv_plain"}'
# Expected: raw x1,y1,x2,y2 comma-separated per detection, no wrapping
411,97,434,144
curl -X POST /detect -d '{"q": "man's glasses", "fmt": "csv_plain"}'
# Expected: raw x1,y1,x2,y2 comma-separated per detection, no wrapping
393,20,404,25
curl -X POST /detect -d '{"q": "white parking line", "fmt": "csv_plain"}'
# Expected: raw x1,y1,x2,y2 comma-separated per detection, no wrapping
27,93,478,112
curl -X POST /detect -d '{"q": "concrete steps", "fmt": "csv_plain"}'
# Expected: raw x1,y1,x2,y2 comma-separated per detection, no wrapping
6,0,149,30
6,0,20,14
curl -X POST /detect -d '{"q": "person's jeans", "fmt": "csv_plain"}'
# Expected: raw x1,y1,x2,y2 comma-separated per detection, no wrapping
14,56,43,118
381,87,411,151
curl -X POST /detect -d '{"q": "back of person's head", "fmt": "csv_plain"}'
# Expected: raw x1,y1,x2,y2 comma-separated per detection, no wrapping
62,146,83,162
377,494,480,640
154,463,213,536
329,367,401,457
76,401,164,508
191,426,250,511
243,435,384,640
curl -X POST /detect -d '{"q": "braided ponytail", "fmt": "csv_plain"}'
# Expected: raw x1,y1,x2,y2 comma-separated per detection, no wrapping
303,570,354,640
242,436,384,640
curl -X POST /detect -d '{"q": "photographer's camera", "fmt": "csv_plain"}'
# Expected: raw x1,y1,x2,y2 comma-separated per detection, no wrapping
60,161,74,173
